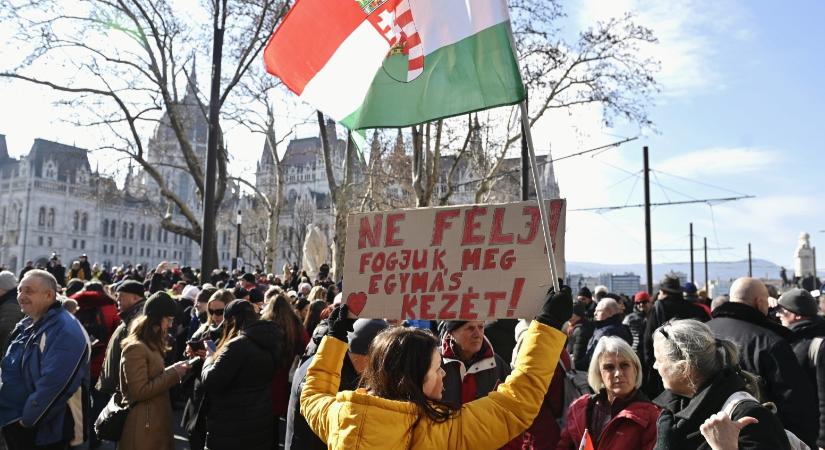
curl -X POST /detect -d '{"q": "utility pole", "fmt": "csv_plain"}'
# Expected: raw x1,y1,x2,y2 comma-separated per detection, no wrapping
643,146,653,294
200,2,225,279
689,222,695,283
704,237,709,292
748,243,752,277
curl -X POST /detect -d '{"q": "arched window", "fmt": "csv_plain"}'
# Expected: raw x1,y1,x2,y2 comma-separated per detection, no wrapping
47,208,55,228
44,160,57,179
80,213,88,232
121,222,127,239
146,225,152,241
110,220,117,238
73,211,79,231
38,207,46,226
128,223,134,240
140,224,145,241
102,219,109,236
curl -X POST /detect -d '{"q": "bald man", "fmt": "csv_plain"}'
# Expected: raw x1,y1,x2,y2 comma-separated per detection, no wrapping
707,277,818,448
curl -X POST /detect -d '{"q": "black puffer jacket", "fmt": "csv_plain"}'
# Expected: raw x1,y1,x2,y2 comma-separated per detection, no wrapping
707,302,818,448
653,369,791,450
201,320,283,450
285,354,360,450
787,317,825,448
585,314,632,365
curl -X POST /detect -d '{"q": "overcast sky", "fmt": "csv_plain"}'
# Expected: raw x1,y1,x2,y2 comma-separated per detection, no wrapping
0,0,822,275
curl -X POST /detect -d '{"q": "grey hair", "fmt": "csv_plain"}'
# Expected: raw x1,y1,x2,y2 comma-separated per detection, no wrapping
653,319,738,392
595,298,620,315
587,336,644,392
22,269,59,294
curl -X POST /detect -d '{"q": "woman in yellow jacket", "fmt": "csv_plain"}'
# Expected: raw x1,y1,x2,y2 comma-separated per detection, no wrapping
300,287,573,449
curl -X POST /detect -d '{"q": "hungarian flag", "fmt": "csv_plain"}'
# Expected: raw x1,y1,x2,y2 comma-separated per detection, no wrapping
264,0,525,130
579,429,595,450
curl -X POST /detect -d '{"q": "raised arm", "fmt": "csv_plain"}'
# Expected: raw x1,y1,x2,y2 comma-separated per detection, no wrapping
299,335,346,444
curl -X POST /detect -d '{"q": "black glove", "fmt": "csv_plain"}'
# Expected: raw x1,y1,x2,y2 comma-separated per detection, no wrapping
327,305,356,343
654,409,675,450
534,285,573,330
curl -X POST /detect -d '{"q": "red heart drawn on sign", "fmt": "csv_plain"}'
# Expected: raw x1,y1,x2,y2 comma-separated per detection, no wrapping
346,292,368,316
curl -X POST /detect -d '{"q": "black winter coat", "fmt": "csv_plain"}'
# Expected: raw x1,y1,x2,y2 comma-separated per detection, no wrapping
285,353,360,450
568,321,594,371
653,369,791,450
201,320,282,450
585,315,632,365
484,319,518,363
787,317,825,448
707,302,818,448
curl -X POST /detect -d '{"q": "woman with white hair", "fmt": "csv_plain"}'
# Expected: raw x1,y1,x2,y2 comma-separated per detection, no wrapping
652,319,792,449
557,336,659,449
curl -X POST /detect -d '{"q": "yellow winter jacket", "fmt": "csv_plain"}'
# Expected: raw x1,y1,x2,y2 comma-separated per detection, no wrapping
300,320,565,449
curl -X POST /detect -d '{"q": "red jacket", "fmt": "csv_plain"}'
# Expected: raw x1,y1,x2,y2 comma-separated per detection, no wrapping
71,290,120,382
556,393,660,450
522,351,570,450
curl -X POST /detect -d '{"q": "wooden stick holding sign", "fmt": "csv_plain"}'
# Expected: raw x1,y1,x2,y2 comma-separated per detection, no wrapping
520,100,561,292
342,200,566,320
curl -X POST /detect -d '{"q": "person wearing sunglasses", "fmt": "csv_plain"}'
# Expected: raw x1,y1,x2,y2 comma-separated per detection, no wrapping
182,289,234,450
201,299,281,450
623,291,653,365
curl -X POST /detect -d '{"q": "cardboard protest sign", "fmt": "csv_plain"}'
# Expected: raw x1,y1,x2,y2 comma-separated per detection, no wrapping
342,200,566,320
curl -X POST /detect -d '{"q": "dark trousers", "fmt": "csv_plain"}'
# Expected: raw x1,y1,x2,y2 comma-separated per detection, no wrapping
3,423,68,450
88,387,109,447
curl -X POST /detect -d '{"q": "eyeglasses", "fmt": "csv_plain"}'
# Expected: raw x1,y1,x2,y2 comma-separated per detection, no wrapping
209,308,225,316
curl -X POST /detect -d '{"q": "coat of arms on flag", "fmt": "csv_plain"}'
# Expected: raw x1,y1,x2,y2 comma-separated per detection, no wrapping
264,0,525,130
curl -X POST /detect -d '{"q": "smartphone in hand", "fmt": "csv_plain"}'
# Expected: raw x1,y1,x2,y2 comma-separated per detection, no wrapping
204,339,217,354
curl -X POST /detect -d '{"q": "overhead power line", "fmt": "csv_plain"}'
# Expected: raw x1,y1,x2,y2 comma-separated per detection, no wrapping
569,195,755,212
449,136,638,189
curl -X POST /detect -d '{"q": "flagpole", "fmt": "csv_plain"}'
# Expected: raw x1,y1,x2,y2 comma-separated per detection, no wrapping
519,100,560,292
503,19,560,292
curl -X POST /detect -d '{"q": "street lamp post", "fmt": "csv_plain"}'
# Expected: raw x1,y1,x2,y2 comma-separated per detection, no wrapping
233,210,242,270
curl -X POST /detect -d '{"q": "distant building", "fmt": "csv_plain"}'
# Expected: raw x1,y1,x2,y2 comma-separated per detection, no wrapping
710,278,734,297
0,136,240,272
598,272,641,296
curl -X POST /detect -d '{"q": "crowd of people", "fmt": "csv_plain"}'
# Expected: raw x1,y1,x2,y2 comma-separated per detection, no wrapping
0,254,824,450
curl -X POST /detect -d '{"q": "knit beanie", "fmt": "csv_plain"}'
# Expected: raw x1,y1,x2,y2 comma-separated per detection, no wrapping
143,292,177,318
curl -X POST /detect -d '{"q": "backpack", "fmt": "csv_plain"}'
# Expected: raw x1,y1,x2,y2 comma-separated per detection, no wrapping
75,306,108,347
557,357,593,427
721,391,810,450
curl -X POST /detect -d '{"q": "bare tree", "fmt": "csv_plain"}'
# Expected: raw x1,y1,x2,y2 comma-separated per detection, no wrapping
317,112,361,282
404,1,658,205
0,0,291,263
225,72,290,273
287,190,315,266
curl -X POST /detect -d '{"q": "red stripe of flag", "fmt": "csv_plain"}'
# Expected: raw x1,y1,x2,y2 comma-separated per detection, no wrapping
405,32,421,48
396,9,413,25
408,56,424,70
264,0,367,95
